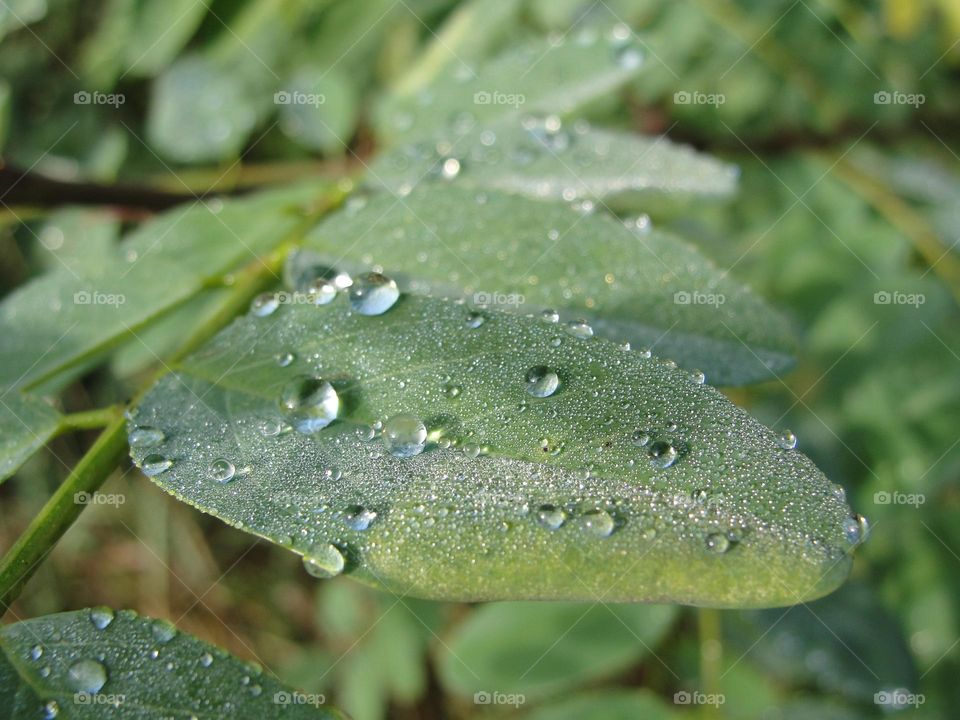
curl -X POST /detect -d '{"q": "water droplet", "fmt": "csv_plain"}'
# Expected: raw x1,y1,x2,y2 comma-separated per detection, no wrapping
615,44,643,70
440,157,461,179
207,458,236,483
631,430,651,447
275,351,295,367
525,366,560,398
89,607,114,630
383,414,427,458
279,376,340,434
67,659,107,694
580,509,615,537
541,309,560,323
343,505,378,531
250,292,280,317
258,418,283,437
200,652,214,667
141,454,172,476
705,533,731,554
535,504,566,530
151,619,177,644
648,441,678,469
348,272,400,315
844,514,869,545
777,429,798,450
564,319,593,339
692,370,706,385
128,426,164,448
444,383,462,398
464,311,485,328
30,645,43,661
42,700,59,719
306,278,337,305
303,544,345,579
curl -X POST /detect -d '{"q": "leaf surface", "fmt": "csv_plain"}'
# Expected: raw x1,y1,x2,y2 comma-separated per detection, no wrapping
0,392,61,483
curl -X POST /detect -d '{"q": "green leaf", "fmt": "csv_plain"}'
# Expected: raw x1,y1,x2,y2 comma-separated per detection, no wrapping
0,608,343,718
0,392,61,483
439,602,676,699
0,0,48,40
129,292,857,607
374,28,646,144
521,689,678,720
0,181,329,391
278,67,358,155
370,123,738,211
302,185,794,385
122,0,208,77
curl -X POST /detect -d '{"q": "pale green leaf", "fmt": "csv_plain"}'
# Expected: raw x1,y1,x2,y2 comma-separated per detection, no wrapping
0,392,61,483
129,292,857,607
278,67,358,155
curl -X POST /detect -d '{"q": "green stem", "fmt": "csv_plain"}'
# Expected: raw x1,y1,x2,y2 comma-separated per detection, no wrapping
57,405,124,433
698,607,723,719
0,411,128,610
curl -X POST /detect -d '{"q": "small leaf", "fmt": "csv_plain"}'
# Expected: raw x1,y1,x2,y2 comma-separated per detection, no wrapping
0,608,343,717
0,181,328,391
303,185,794,385
0,392,61,483
439,602,676,699
130,292,856,607
370,122,738,210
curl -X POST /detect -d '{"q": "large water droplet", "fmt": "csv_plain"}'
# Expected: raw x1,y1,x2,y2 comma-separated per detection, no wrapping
383,414,427,458
631,430,651,447
343,505,378,531
306,278,337,305
42,700,59,719
843,514,869,545
777,429,798,450
705,533,731,554
275,351,295,367
279,376,340,434
200,652,214,668
303,544,345,579
564,319,593,339
89,607,114,630
67,659,107,694
128,426,164,448
464,311,485,328
207,458,236,483
648,441,678,469
250,292,280,317
535,504,566,530
30,645,43,661
580,509,615,537
541,309,560,323
349,272,400,315
525,366,560,398
141,454,172,476
151,619,177,644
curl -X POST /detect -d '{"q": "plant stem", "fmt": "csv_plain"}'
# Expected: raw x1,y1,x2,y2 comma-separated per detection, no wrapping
57,405,124,433
0,410,128,611
698,607,723,719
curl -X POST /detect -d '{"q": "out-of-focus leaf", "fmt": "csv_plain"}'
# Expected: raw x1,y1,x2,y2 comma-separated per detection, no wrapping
122,0,208,77
439,602,676,699
302,185,794,385
0,608,343,717
0,79,10,149
374,28,647,144
0,181,330,391
370,122,739,210
278,67,358,155
130,292,857,607
0,0,47,40
521,689,678,720
0,392,61,483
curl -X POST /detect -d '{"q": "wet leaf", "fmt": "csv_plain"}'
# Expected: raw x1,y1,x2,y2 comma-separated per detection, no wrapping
129,292,856,607
0,392,61,483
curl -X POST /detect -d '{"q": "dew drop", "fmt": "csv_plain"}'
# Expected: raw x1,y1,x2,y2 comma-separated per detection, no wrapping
648,441,678,469
541,308,560,323
67,659,107,694
525,366,560,398
383,414,427,458
200,652,214,668
615,44,643,70
343,505,378,531
535,504,566,530
692,370,706,385
631,430,651,447
348,272,400,315
42,700,59,719
250,292,280,317
279,376,340,434
777,429,798,450
440,157,461,179
306,278,337,305
128,426,164,448
444,383,462,398
258,418,283,437
207,458,236,483
141,454,172,476
705,533,731,554
580,509,616,537
151,619,177,644
564,319,593,339
844,514,869,545
303,544,345,579
464,311,486,328
89,607,114,630
275,351,295,367
30,645,43,661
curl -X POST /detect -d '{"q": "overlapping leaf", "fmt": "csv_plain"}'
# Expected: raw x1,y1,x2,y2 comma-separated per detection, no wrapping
0,392,61,483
